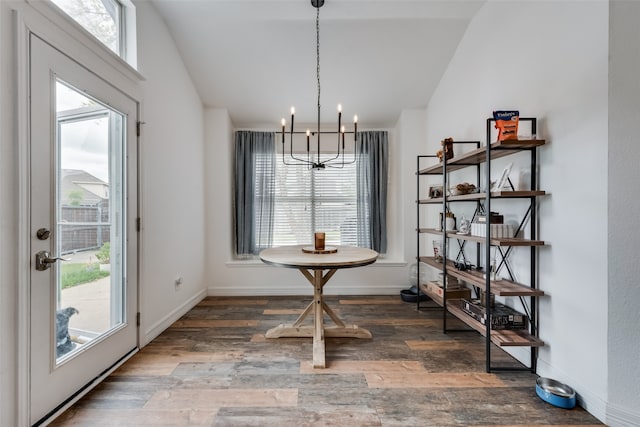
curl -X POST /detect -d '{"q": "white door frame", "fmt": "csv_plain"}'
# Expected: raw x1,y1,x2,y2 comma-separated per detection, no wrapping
11,3,144,425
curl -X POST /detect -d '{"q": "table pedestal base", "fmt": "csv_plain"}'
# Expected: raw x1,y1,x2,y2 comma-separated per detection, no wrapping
265,268,372,368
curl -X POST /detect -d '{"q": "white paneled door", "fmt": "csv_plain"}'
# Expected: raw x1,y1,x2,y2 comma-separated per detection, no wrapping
29,34,138,425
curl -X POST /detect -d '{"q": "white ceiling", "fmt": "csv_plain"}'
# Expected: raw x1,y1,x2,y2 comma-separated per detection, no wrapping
151,0,484,128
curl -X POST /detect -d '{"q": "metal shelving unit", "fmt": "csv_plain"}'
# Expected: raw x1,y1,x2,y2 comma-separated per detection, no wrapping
415,118,546,373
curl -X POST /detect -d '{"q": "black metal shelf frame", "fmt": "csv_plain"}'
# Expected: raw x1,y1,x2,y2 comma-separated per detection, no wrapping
482,117,539,373
415,118,542,373
415,154,439,311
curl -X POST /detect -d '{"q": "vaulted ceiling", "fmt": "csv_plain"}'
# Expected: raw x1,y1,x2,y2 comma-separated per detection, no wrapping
151,0,484,128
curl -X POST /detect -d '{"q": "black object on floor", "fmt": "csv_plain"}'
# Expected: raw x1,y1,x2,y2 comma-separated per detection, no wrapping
400,285,430,303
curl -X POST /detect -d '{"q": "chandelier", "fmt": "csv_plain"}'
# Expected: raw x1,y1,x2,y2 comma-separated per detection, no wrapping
279,0,358,169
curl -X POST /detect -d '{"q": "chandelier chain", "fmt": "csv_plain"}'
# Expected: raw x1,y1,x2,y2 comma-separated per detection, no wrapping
316,6,321,119
280,0,357,170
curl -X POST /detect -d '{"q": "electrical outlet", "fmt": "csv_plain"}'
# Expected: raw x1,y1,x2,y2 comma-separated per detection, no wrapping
174,276,183,290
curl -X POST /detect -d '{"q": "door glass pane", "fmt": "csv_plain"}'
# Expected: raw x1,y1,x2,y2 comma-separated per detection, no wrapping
55,80,126,363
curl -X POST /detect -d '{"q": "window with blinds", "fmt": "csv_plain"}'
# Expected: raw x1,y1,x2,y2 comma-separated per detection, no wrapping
256,153,369,248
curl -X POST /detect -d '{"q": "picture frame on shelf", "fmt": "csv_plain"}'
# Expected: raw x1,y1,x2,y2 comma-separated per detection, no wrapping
492,162,513,191
428,185,443,198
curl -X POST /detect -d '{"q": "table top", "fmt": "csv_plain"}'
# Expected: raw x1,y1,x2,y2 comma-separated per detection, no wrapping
259,245,378,269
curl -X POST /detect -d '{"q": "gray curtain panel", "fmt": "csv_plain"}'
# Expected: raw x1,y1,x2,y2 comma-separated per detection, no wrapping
356,130,388,253
234,131,276,255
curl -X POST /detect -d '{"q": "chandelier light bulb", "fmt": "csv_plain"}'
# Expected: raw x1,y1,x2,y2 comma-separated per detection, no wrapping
291,107,295,115
281,118,286,127
337,104,342,113
354,115,358,140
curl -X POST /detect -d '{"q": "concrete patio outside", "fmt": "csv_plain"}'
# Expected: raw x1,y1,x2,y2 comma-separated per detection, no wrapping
60,249,111,334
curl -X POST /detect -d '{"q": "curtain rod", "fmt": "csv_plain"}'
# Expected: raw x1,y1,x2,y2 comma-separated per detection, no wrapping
276,131,356,135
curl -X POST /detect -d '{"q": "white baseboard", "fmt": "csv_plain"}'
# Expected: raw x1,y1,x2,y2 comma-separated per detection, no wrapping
207,283,407,297
501,346,533,369
536,358,607,424
607,403,640,427
141,289,207,346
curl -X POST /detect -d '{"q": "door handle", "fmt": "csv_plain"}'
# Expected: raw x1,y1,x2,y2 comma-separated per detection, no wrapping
35,250,70,271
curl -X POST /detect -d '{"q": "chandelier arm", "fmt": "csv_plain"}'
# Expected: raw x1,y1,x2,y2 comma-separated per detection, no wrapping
287,132,312,164
283,146,309,165
320,147,342,164
281,130,314,165
290,111,314,164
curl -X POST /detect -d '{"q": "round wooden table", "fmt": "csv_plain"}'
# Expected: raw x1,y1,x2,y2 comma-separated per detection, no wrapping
259,245,378,368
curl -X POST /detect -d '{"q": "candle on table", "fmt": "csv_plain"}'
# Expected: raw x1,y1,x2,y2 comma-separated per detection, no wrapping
314,232,325,251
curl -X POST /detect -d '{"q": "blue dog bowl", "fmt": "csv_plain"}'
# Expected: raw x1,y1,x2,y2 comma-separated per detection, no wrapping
536,377,576,409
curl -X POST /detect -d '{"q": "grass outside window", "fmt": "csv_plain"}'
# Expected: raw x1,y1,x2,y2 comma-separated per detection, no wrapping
61,263,110,289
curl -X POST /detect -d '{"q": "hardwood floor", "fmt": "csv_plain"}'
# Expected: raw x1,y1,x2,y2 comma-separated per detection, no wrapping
52,296,602,426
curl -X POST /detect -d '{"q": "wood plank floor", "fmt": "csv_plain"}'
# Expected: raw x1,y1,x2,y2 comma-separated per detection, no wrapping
52,296,603,426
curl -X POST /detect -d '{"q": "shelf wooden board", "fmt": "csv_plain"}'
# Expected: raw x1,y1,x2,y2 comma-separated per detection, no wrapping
447,300,544,347
417,190,546,204
416,228,545,247
419,283,450,307
420,284,444,307
417,227,441,234
448,233,545,247
417,139,546,175
418,256,544,297
418,284,543,347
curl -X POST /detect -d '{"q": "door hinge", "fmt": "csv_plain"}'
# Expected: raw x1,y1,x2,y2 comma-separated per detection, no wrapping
136,217,141,232
136,121,142,137
136,312,140,327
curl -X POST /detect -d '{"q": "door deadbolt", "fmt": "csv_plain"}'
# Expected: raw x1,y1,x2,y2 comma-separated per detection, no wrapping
36,228,50,240
35,250,70,271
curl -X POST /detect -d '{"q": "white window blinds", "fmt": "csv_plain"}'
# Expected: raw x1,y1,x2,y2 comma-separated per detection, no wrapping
256,154,369,248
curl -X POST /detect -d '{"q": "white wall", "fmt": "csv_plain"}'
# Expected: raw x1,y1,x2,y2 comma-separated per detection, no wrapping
423,0,610,422
396,110,426,257
203,111,415,296
204,107,234,276
608,1,640,425
134,1,207,345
